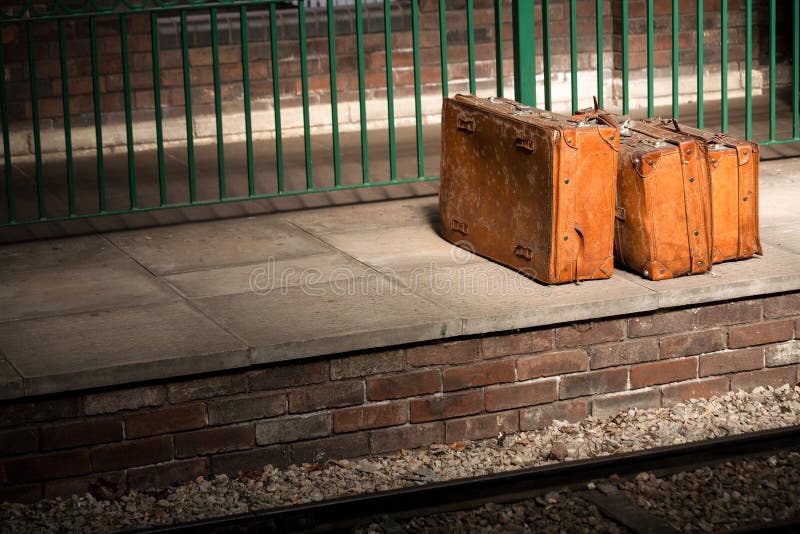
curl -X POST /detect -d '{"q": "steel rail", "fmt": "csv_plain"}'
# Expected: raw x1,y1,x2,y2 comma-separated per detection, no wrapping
135,424,800,533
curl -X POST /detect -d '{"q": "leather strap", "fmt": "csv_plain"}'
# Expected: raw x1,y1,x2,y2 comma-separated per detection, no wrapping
678,140,711,274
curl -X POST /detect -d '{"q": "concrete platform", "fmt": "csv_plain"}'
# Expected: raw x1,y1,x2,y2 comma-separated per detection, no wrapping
1,158,800,400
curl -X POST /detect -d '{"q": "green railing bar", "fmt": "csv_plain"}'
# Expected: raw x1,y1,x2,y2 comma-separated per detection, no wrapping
384,0,397,181
760,138,800,147
355,0,369,184
467,0,476,94
696,0,703,129
646,0,653,117
326,0,341,187
621,0,629,115
211,7,226,198
180,10,195,202
745,0,752,140
90,17,105,213
569,0,577,112
58,19,75,215
269,3,285,193
412,0,424,178
151,12,166,205
439,0,448,98
768,0,776,142
494,0,503,97
0,177,442,229
121,15,137,209
595,0,603,108
298,2,313,190
720,0,728,132
672,0,678,118
0,38,14,222
512,0,536,106
0,0,288,22
794,0,799,140
240,6,255,196
28,21,45,218
542,0,552,110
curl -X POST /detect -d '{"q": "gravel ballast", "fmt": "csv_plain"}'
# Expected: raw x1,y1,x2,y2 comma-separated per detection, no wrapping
1,385,799,532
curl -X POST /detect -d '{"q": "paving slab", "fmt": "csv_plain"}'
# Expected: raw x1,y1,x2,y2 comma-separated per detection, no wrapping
392,261,660,336
192,273,461,364
316,223,481,273
0,234,122,274
0,302,249,396
0,358,23,400
106,216,334,275
624,244,800,308
760,224,800,255
163,252,375,299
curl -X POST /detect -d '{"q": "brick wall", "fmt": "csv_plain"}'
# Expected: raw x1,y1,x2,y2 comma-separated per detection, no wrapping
2,292,799,504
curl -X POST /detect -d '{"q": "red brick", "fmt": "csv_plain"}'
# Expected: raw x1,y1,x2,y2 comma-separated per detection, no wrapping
763,293,800,319
208,393,285,426
330,349,405,379
256,413,330,446
174,425,254,458
288,381,364,413
92,436,172,471
5,449,90,483
481,329,553,359
661,377,730,404
125,404,206,439
592,389,661,418
333,402,407,433
211,446,291,475
695,300,762,327
766,341,800,367
630,357,698,389
559,368,628,399
730,366,798,392
0,427,39,456
591,339,659,369
445,411,519,442
83,385,165,415
248,360,328,391
167,374,248,403
41,417,122,450
367,370,441,401
520,400,589,430
443,360,516,391
517,349,589,379
410,391,482,423
128,459,210,491
44,470,126,500
628,309,695,338
485,380,557,412
291,433,370,464
0,483,43,504
660,329,727,359
0,397,80,428
700,347,763,377
370,422,445,454
407,339,481,366
555,319,624,348
729,320,794,348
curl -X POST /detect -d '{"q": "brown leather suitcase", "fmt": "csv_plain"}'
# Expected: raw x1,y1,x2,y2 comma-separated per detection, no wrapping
439,94,620,284
642,119,762,263
613,119,713,280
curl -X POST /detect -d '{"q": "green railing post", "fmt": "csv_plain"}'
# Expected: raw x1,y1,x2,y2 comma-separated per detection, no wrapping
512,0,536,105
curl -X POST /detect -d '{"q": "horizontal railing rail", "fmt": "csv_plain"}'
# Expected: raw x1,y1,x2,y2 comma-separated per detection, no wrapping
0,0,797,229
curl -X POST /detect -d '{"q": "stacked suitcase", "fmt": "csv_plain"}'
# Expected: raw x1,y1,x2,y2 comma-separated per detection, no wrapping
439,94,761,284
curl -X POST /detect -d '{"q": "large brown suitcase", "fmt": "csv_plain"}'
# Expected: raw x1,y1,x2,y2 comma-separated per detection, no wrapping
439,94,620,284
613,119,713,280
642,119,762,263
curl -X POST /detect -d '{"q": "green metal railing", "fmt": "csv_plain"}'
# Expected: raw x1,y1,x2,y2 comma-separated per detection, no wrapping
0,0,798,228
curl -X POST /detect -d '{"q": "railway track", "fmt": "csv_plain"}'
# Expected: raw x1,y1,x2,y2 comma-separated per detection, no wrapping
139,425,800,533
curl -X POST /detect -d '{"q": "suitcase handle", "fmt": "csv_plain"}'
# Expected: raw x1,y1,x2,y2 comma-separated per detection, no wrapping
456,115,476,133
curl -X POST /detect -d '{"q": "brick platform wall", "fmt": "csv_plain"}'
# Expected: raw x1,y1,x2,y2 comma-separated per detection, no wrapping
2,292,800,504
